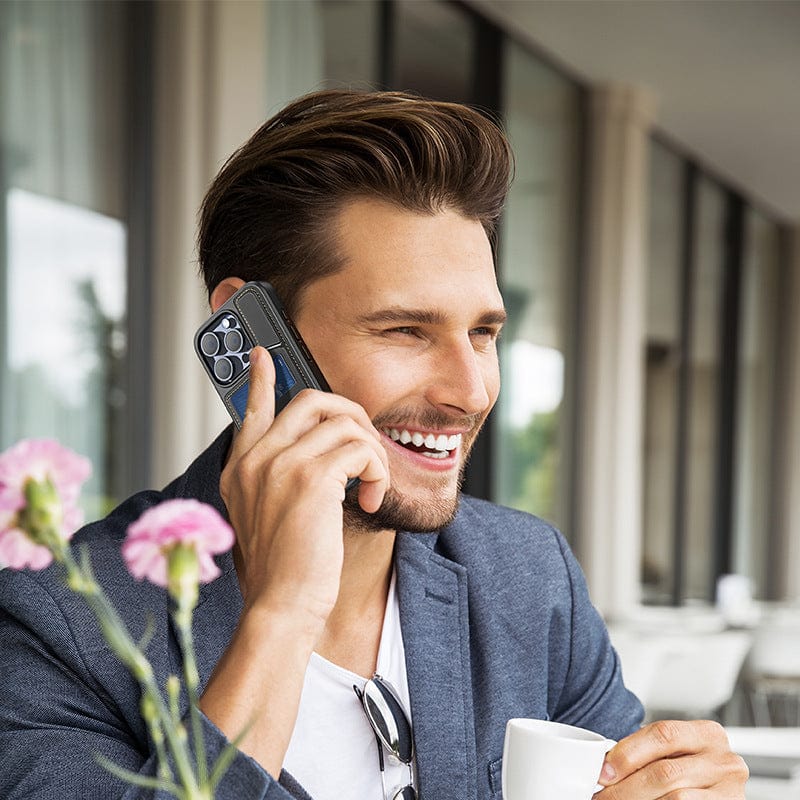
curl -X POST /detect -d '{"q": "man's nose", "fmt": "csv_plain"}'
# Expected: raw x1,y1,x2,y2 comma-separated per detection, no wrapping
425,338,493,416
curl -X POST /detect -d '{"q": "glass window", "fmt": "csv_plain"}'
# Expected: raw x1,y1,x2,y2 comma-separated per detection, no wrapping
683,176,726,600
266,0,380,106
392,0,474,102
493,40,582,532
642,141,684,603
266,0,326,108
0,0,131,521
732,210,781,596
321,0,380,88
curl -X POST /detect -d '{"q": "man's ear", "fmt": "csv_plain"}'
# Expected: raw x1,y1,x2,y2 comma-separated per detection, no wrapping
210,277,246,312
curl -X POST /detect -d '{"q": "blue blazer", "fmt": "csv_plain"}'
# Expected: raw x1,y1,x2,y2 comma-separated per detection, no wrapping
0,428,643,799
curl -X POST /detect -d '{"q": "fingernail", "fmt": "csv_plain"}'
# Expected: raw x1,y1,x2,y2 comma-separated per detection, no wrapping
600,762,616,783
250,346,263,364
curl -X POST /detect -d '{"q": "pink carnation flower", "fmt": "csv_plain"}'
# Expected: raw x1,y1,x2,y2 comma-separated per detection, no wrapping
122,499,234,588
0,526,54,571
0,439,92,570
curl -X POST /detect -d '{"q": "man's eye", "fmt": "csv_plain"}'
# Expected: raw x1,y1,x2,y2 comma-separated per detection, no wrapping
386,326,417,336
471,327,500,339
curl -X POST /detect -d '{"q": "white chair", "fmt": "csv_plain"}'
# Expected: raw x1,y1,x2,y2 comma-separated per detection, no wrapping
746,608,800,726
607,625,665,704
643,630,752,720
615,603,727,635
608,625,752,721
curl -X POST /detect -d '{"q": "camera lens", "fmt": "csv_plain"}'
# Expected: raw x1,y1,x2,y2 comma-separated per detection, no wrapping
224,329,244,353
213,356,234,383
200,332,220,357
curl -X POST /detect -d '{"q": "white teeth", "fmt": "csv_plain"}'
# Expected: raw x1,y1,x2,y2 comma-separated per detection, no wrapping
383,428,463,453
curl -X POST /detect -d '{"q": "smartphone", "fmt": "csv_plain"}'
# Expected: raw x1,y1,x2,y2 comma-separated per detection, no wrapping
194,281,334,428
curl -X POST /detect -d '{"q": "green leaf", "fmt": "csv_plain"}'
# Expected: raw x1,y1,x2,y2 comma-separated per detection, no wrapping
95,753,182,796
208,742,240,790
209,721,253,789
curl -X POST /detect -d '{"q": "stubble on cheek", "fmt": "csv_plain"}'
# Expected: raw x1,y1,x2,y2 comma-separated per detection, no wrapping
343,471,464,534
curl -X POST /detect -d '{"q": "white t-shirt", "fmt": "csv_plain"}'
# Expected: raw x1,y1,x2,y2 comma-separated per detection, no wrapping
282,571,414,800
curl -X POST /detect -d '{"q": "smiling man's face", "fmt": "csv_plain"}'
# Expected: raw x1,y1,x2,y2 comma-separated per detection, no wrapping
293,197,505,533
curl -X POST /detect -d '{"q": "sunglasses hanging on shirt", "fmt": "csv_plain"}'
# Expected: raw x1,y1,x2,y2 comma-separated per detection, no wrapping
353,674,417,800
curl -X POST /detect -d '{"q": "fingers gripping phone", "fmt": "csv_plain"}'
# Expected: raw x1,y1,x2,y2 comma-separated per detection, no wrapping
194,281,336,427
195,281,359,492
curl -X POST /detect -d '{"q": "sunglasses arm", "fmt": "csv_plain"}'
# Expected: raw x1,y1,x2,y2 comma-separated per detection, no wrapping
377,737,389,799
354,682,396,800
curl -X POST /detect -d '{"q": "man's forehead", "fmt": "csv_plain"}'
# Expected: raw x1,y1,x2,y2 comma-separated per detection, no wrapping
297,197,502,314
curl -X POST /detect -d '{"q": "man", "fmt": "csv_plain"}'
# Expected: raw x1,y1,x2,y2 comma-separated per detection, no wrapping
0,90,746,799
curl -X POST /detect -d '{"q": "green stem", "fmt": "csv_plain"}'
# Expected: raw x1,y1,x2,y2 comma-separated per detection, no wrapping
175,607,207,787
54,541,201,798
140,691,171,782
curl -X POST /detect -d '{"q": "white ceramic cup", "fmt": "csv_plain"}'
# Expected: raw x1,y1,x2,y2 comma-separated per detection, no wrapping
502,718,616,800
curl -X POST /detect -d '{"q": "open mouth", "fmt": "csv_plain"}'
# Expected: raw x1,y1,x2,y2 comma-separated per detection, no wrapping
382,428,462,460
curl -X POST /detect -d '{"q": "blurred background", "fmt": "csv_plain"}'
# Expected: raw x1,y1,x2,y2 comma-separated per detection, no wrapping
3,0,800,754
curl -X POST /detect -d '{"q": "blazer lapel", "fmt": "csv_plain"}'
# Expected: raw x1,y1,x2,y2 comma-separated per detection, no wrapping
396,533,476,800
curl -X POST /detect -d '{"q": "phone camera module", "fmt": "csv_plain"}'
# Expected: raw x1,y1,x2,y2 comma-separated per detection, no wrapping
213,356,235,383
200,311,252,386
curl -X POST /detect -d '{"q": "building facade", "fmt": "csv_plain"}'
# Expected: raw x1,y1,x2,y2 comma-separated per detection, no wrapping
2,0,798,616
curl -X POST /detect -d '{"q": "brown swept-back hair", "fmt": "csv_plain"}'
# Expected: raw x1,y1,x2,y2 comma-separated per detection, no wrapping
198,89,513,316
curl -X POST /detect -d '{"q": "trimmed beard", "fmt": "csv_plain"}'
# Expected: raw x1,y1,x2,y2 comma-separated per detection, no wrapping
342,458,466,534
344,405,484,534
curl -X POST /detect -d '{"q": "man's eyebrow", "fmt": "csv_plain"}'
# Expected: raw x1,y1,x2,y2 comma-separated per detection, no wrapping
476,309,508,326
357,307,508,326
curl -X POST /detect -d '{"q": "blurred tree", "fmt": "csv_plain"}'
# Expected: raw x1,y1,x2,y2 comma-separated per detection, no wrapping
506,408,559,521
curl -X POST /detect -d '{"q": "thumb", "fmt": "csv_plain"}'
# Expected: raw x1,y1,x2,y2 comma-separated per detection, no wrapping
229,346,276,456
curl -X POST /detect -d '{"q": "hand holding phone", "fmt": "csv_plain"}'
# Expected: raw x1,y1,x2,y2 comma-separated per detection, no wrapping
195,281,359,491
194,281,335,428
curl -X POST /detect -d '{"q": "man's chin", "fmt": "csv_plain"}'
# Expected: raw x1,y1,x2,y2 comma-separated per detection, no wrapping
343,487,461,534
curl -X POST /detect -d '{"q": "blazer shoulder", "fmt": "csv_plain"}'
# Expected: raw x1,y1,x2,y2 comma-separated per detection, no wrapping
451,495,567,549
439,495,574,579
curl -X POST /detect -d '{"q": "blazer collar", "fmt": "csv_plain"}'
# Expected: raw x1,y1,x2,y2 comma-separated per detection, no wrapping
396,531,477,800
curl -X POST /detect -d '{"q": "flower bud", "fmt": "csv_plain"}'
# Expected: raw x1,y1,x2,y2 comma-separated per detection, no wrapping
19,478,65,552
167,543,200,617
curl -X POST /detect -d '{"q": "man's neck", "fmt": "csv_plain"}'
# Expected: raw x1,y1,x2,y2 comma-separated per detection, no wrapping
315,527,396,677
